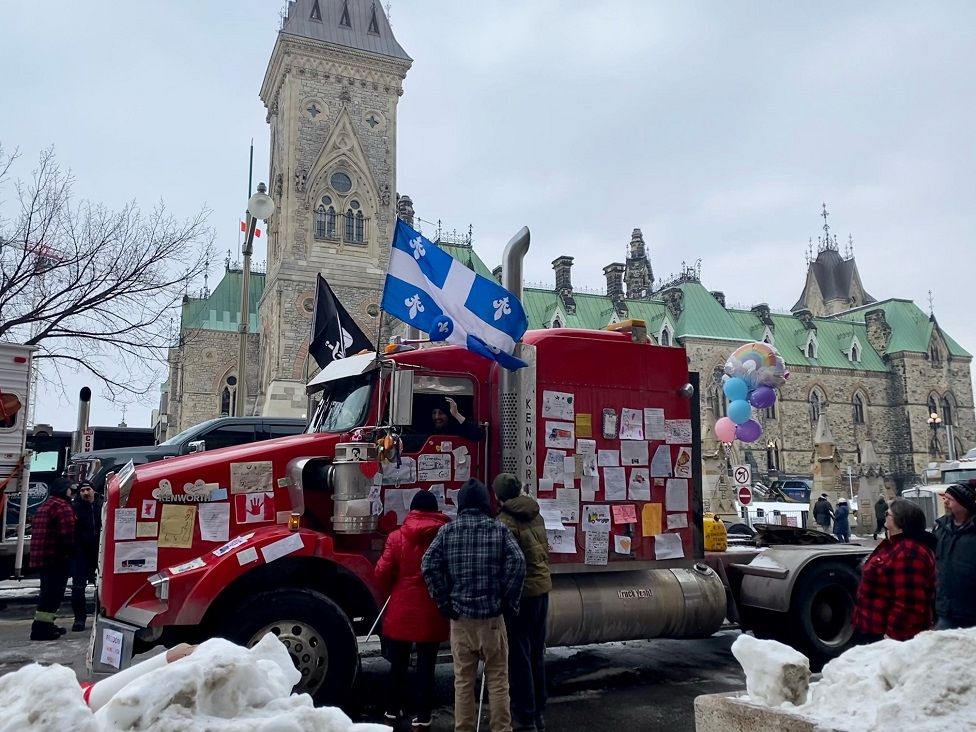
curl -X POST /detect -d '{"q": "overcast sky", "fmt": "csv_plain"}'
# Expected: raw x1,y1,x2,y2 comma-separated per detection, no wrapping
3,1,974,431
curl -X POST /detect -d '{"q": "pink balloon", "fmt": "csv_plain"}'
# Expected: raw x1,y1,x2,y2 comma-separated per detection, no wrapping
736,419,763,443
715,417,737,443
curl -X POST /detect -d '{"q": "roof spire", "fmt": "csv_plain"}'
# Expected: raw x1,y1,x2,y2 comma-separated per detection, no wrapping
928,289,935,317
821,202,830,241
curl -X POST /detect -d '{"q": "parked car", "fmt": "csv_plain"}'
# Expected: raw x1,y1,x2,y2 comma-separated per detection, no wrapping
66,417,307,492
767,477,813,503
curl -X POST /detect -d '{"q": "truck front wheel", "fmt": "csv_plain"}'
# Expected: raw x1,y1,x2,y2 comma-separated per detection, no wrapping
222,588,358,706
788,561,858,668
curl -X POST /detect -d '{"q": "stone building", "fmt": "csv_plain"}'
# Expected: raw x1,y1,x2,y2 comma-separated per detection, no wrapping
157,0,974,491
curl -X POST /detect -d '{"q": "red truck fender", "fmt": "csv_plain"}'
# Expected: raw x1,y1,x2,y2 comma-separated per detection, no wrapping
164,527,382,627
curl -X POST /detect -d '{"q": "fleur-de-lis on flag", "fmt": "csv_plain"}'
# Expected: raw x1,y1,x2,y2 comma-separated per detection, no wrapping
405,293,425,319
437,320,450,334
492,296,512,321
409,236,426,260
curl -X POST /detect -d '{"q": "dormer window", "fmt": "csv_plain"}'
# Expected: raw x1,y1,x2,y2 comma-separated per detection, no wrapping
551,318,562,329
849,339,861,363
339,1,351,27
659,323,673,347
805,332,819,359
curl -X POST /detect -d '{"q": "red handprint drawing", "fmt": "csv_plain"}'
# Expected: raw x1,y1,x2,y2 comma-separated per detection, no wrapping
246,495,265,517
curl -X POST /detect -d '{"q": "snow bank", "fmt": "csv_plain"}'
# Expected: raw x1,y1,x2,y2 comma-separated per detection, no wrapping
0,662,97,732
734,628,976,731
731,634,809,706
796,629,976,731
0,633,390,732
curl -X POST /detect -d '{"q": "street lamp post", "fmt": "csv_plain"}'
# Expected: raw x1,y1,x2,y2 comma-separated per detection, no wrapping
927,411,943,459
236,182,275,417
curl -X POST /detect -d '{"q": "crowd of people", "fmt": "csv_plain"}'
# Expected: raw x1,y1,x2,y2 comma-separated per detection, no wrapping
28,477,102,640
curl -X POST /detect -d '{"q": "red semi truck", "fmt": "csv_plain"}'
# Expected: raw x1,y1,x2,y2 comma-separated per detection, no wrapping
95,323,870,705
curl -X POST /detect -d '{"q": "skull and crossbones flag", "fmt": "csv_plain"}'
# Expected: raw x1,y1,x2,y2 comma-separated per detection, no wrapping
309,274,374,369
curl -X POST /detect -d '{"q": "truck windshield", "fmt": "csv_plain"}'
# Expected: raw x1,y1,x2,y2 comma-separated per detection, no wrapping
309,372,374,434
158,418,220,447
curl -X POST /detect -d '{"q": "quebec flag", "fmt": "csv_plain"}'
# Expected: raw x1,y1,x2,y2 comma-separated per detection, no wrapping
382,219,529,370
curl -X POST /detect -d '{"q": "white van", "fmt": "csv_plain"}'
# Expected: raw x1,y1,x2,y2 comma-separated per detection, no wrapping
901,483,952,528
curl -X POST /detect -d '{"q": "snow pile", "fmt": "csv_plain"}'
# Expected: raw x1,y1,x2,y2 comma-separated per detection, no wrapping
0,662,98,732
733,629,976,731
795,629,976,731
731,634,809,706
0,633,390,732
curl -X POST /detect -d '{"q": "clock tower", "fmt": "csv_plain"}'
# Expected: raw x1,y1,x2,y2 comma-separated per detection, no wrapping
257,0,411,415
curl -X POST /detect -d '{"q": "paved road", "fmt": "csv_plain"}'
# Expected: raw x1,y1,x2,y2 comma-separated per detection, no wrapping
0,581,745,731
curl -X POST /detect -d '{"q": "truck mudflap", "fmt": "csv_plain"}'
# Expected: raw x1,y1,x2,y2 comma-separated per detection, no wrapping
88,616,140,675
547,563,727,646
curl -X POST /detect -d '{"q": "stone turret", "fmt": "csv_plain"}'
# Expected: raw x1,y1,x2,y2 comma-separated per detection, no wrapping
809,412,842,527
624,228,653,299
603,262,628,318
552,256,576,315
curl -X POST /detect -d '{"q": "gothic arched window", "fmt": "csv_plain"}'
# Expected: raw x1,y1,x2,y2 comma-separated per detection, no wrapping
354,210,365,243
928,393,939,418
326,206,337,238
852,393,865,425
314,206,327,239
220,374,238,417
764,392,777,420
809,388,824,423
943,394,955,425
344,209,355,241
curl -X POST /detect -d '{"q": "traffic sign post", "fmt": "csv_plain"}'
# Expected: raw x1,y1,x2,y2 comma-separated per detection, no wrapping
733,464,752,487
738,486,753,506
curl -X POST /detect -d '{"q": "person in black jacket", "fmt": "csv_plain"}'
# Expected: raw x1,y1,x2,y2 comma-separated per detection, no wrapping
934,481,976,630
813,494,833,532
873,495,889,540
70,481,102,632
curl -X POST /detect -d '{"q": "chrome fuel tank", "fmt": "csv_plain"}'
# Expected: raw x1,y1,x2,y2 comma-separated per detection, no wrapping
546,564,726,647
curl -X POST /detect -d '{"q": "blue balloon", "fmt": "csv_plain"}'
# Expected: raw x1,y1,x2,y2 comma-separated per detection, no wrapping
723,377,749,402
429,315,454,342
728,399,753,425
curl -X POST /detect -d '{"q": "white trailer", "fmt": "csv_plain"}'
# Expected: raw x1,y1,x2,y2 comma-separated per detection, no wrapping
0,343,36,577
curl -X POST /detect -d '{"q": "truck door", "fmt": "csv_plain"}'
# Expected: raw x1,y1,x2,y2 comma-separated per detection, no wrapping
377,374,483,528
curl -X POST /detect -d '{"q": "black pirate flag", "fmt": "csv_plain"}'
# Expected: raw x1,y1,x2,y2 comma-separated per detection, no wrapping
309,274,373,369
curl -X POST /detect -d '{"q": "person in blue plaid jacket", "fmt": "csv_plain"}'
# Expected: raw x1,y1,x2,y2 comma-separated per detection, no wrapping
422,479,526,732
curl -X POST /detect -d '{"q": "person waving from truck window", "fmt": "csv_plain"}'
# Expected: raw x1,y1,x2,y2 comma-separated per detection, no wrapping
422,479,525,732
29,478,77,641
430,397,484,442
852,499,935,643
374,489,450,730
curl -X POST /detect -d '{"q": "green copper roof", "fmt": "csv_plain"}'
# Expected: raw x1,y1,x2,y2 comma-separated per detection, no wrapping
180,269,266,334
671,282,752,341
833,299,970,357
435,242,494,281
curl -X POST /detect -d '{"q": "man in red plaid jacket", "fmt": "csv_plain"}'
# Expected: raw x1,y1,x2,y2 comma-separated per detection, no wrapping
852,498,936,642
30,477,77,641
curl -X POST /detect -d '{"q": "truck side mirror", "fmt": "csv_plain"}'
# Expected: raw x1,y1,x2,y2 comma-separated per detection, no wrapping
390,370,414,427
187,440,206,454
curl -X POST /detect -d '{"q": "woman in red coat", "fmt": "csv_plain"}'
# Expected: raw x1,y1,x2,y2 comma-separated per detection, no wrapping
852,498,936,643
375,490,450,729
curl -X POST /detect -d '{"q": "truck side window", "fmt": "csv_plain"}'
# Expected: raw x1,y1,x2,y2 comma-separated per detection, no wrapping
194,424,256,452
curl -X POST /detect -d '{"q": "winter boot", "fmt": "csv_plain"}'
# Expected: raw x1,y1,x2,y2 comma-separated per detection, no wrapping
30,620,62,641
72,619,86,632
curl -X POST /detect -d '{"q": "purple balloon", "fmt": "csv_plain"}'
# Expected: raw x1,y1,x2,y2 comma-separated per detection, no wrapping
736,419,763,443
749,385,776,409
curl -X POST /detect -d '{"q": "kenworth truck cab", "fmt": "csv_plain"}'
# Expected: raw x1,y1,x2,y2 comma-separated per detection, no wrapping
95,326,869,705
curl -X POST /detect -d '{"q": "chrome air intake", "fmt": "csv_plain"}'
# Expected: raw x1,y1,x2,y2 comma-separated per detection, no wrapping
329,442,379,534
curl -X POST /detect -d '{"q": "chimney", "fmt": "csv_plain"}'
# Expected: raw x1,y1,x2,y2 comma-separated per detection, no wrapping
603,262,628,317
396,194,415,227
492,265,503,284
552,256,576,314
710,291,726,308
750,302,774,327
864,308,891,354
661,287,684,319
794,308,816,330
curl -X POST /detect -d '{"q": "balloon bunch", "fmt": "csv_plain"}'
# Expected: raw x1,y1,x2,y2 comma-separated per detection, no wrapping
714,342,788,444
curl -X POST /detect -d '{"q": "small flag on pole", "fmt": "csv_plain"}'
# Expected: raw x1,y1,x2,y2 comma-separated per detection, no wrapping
240,220,262,238
309,275,374,369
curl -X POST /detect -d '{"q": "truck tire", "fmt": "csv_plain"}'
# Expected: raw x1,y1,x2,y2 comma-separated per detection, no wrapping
222,588,358,706
788,561,858,668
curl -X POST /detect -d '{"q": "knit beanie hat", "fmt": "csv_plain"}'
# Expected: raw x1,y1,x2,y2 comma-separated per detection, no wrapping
492,473,522,502
49,477,72,497
946,482,976,515
410,489,439,513
458,479,491,514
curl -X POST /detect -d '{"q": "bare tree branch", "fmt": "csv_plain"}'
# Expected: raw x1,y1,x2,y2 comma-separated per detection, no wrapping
0,144,215,400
